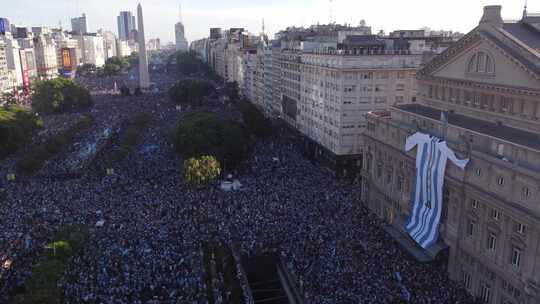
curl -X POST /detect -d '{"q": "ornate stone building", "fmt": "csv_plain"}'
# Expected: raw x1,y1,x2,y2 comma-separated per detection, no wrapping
361,6,540,304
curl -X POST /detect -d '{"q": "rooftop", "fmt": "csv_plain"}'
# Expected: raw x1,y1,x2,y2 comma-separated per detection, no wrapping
395,104,540,151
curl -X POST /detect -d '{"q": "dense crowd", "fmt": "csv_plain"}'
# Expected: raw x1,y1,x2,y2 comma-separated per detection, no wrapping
0,71,480,304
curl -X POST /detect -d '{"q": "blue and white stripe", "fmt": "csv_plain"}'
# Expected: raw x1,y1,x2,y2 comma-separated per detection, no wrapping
404,133,466,249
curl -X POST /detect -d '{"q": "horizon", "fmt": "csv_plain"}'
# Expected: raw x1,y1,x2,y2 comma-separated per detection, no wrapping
2,0,538,44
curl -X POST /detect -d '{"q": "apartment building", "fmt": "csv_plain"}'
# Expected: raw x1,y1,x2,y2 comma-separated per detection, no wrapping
360,6,540,304
298,44,421,176
0,41,10,93
33,32,59,79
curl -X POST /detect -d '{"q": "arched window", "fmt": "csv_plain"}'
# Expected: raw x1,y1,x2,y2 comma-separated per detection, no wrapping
467,51,495,74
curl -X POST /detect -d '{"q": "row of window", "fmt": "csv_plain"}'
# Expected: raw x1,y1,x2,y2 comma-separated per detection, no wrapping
425,83,536,118
471,167,533,200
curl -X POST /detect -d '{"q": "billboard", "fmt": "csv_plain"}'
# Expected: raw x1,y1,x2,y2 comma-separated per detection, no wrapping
62,48,72,69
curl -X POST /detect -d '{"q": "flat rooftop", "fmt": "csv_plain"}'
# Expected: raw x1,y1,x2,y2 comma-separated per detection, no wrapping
395,104,540,151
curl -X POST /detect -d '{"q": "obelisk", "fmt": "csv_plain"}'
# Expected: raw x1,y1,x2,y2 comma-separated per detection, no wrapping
137,3,150,89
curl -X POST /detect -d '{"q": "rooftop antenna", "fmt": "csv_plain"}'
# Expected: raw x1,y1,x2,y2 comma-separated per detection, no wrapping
329,0,333,24
262,18,265,35
179,3,183,22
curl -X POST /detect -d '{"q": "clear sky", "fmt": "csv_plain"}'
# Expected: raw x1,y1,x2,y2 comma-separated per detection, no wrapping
3,0,538,44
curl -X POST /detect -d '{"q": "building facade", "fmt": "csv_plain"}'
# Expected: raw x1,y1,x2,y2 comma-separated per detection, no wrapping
0,41,10,93
175,22,188,52
71,14,88,34
360,6,540,304
117,11,136,41
33,33,58,79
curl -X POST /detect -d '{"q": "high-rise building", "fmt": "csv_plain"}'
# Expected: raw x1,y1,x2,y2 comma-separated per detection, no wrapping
32,31,58,79
360,6,540,304
210,28,222,40
0,41,10,93
175,4,188,51
71,14,88,35
0,18,10,35
117,11,136,41
76,34,105,67
100,30,117,59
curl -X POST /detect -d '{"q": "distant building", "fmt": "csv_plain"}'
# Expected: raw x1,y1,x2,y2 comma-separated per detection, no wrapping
0,18,11,35
175,5,189,52
148,38,161,51
0,41,10,93
210,28,222,40
100,30,117,59
117,11,136,41
175,22,188,51
0,31,24,87
33,32,59,79
76,34,105,67
71,14,88,35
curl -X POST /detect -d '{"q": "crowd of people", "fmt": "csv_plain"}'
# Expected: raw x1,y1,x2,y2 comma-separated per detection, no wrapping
0,70,481,304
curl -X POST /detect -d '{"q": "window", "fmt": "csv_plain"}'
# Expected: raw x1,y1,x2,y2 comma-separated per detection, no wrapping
497,176,505,186
475,168,482,177
470,199,479,209
386,168,393,184
461,271,472,290
480,283,492,303
376,162,383,179
490,209,500,221
397,175,404,192
515,222,526,234
496,143,504,156
467,220,476,237
511,247,521,269
487,233,497,251
467,51,495,74
522,187,531,199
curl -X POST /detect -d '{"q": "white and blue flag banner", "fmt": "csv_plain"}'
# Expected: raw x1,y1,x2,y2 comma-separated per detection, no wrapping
405,132,469,249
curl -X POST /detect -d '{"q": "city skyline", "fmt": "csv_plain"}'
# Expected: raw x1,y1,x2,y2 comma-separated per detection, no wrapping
2,0,538,44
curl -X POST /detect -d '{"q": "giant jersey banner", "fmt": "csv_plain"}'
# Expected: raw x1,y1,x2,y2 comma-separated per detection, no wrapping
405,132,469,249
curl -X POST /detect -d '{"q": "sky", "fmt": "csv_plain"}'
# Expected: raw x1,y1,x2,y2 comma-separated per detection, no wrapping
3,0,538,44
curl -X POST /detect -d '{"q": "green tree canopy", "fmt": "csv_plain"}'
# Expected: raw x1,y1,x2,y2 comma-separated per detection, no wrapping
31,78,92,114
105,56,131,70
176,51,201,75
169,79,214,106
183,155,221,186
0,105,43,157
240,102,272,138
77,63,96,76
175,112,248,167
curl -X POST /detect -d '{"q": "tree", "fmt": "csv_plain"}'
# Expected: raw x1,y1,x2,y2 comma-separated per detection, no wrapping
127,52,139,67
0,105,43,157
240,102,272,138
1,92,17,105
175,112,248,167
169,79,214,106
31,78,92,114
103,63,121,76
183,155,221,186
224,81,239,102
176,51,200,75
77,63,96,76
105,56,130,70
